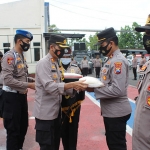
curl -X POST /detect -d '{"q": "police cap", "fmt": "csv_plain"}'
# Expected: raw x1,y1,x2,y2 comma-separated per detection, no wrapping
49,34,69,49
135,14,150,32
16,29,33,41
96,27,116,45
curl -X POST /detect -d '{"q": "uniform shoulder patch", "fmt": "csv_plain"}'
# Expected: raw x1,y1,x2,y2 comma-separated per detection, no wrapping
71,64,78,67
114,62,122,74
7,57,14,65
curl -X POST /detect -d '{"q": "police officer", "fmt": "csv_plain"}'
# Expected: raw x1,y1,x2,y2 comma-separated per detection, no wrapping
60,48,85,150
87,27,131,150
139,54,146,68
132,53,138,80
1,30,35,150
33,34,88,150
81,56,89,76
132,14,150,150
94,55,102,78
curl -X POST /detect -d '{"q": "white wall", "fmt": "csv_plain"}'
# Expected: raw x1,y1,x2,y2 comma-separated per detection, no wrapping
0,0,46,73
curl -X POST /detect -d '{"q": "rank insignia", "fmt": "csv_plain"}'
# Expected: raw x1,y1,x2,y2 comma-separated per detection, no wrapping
51,58,54,62
114,62,122,74
147,96,150,106
53,74,57,79
103,76,107,80
7,57,14,65
52,65,56,69
17,57,21,61
17,64,21,69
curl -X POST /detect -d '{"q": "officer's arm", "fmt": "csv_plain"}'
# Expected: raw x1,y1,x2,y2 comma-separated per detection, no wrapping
2,54,28,92
94,60,127,99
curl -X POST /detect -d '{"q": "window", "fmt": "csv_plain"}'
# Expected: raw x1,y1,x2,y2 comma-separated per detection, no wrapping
3,43,10,47
33,42,40,46
4,48,10,53
34,48,40,61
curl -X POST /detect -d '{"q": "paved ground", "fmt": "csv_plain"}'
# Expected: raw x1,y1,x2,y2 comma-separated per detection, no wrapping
0,70,138,150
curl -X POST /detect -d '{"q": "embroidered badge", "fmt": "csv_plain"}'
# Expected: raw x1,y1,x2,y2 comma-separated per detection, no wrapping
103,69,107,74
65,95,70,99
147,85,150,91
7,57,14,65
103,76,107,80
52,65,56,69
114,62,122,74
53,74,57,79
17,57,21,61
147,96,150,106
18,64,21,69
51,58,54,62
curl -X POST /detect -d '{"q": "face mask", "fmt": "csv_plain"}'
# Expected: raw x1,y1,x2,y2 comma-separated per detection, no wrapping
54,49,65,58
20,40,30,51
143,34,150,54
99,42,112,56
61,58,71,65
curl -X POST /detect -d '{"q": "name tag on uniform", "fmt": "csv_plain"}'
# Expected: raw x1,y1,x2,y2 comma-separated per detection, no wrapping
104,64,109,68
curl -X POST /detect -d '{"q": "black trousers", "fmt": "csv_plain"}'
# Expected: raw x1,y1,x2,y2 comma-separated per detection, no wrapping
82,68,88,76
103,114,131,150
35,111,61,150
2,91,28,150
61,106,81,150
132,67,137,79
95,67,101,78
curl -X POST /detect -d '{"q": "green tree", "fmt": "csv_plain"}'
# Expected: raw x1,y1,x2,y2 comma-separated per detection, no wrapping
86,33,98,50
118,22,143,49
48,24,61,33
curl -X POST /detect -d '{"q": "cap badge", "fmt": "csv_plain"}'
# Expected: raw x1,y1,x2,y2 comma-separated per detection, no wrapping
26,33,31,38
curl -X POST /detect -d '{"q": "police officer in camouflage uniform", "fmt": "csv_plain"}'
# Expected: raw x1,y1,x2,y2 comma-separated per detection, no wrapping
33,35,88,150
1,30,35,150
60,48,85,150
132,14,150,150
87,27,131,150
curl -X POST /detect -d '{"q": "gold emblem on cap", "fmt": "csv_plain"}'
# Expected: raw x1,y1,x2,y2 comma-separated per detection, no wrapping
98,38,106,42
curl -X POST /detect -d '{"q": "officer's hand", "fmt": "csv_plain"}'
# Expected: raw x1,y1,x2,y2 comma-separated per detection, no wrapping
73,80,88,91
86,87,94,92
28,82,35,90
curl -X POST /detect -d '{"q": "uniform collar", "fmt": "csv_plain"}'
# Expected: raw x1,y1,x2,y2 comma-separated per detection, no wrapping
47,53,56,63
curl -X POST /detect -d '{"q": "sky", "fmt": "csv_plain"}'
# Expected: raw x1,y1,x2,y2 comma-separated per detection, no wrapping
0,0,149,38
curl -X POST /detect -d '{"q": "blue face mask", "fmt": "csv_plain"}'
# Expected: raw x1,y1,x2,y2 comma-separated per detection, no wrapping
61,58,71,65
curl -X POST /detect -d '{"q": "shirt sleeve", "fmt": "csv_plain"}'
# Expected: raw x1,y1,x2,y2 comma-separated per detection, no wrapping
2,53,28,92
36,60,65,95
94,60,128,99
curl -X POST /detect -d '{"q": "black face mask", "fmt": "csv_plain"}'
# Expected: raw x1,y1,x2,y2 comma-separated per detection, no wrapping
54,49,65,58
99,42,112,56
143,34,150,54
20,40,30,51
